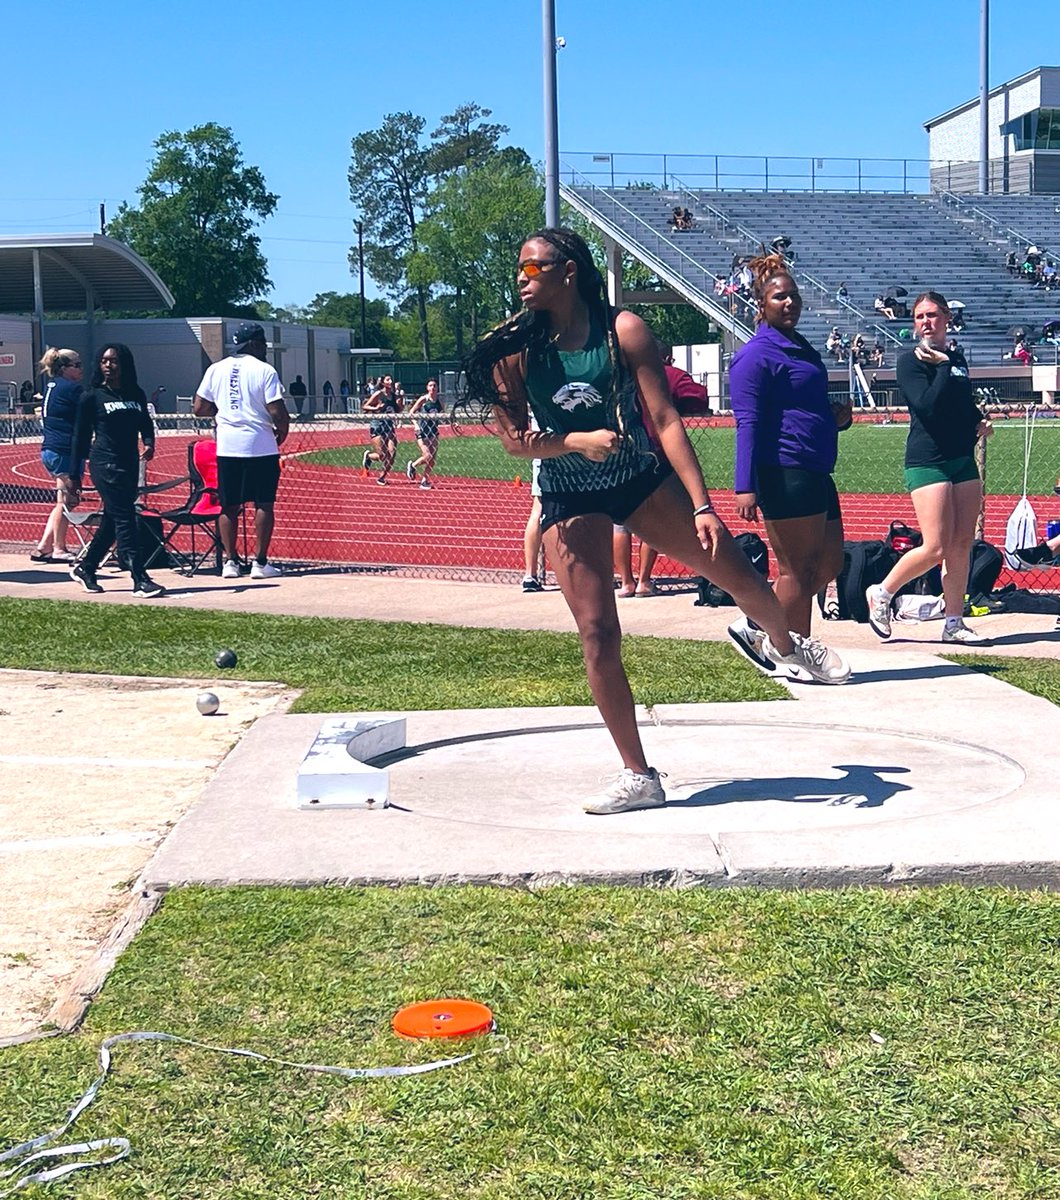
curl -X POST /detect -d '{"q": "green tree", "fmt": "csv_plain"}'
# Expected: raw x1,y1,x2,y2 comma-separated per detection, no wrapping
427,103,509,175
414,155,544,349
349,113,433,359
109,123,277,316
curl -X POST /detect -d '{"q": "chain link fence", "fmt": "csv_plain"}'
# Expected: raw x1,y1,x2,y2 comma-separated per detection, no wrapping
2,404,1058,592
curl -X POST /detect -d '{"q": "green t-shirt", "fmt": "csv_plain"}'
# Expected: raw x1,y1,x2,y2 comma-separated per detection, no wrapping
523,322,653,492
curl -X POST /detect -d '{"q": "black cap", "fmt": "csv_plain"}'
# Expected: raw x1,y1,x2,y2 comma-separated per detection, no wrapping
233,322,266,348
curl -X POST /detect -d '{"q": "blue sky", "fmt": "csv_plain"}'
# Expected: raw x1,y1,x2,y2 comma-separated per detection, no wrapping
4,1,1046,308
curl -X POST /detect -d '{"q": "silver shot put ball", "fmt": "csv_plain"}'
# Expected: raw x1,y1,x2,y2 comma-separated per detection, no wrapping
196,691,220,716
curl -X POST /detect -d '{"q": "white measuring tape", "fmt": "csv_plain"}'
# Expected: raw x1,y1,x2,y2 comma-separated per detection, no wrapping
0,1028,507,1196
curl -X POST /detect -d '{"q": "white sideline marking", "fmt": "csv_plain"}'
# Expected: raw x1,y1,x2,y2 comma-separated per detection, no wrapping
0,754,213,769
0,830,161,853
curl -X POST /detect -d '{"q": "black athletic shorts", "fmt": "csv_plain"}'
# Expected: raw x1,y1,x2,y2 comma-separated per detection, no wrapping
217,454,281,508
539,460,673,534
755,465,841,522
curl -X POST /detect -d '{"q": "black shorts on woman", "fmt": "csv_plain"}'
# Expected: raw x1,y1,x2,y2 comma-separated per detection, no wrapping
540,458,673,533
755,464,841,521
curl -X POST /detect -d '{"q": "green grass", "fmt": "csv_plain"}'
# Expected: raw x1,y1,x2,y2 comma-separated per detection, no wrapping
302,422,1060,496
6,885,1060,1198
6,604,1060,1195
0,597,785,711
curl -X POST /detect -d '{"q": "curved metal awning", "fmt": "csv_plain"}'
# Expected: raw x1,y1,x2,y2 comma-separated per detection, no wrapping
0,233,174,312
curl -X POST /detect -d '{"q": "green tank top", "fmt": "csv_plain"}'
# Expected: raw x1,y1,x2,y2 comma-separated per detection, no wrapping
523,321,653,492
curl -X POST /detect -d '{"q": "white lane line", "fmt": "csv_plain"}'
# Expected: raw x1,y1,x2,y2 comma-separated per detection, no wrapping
0,830,162,853
0,755,214,769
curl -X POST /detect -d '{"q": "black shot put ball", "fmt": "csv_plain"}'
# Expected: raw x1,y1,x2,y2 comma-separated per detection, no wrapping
215,648,238,669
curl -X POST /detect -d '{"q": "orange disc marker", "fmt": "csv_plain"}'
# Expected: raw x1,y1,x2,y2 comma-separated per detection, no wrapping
392,998,494,1039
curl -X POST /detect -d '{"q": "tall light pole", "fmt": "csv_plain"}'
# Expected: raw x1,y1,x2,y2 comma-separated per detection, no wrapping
978,0,989,194
357,219,367,391
543,0,560,226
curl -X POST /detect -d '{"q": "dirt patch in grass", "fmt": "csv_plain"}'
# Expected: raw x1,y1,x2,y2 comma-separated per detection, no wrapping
0,668,295,1041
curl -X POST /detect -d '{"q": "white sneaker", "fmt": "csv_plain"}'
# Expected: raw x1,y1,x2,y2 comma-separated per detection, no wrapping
767,632,852,684
250,561,282,579
222,559,242,580
726,617,774,675
583,767,666,815
941,620,989,646
865,585,892,639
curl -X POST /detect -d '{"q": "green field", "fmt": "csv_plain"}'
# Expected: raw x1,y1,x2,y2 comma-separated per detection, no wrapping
304,420,1060,496
5,603,1060,1197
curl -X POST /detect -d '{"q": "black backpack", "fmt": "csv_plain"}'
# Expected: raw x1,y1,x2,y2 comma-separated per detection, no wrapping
819,539,899,622
966,540,1004,603
694,532,769,606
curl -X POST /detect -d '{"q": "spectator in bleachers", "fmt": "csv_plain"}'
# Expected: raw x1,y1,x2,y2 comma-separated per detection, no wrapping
728,250,853,652
874,294,898,321
1005,250,1018,275
870,339,885,368
826,326,843,361
835,281,849,305
670,206,694,232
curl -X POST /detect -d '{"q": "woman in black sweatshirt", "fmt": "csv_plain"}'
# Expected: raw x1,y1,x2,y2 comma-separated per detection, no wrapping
865,290,992,644
70,343,165,597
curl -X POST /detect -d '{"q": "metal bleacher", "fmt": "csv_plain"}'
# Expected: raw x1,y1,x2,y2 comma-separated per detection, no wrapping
562,179,1060,367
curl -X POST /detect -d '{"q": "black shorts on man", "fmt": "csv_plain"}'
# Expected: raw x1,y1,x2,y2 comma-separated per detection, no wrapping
217,454,281,508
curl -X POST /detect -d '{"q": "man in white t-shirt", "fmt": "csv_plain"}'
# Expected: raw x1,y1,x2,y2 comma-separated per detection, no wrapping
192,322,290,579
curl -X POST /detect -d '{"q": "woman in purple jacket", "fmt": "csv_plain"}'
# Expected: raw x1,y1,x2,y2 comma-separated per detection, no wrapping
728,252,852,657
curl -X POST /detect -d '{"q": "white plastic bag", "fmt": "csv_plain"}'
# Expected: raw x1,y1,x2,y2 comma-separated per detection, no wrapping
893,594,946,623
1004,405,1039,571
1004,495,1038,570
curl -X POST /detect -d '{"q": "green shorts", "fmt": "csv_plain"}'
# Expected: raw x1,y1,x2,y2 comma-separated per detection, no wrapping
903,456,980,492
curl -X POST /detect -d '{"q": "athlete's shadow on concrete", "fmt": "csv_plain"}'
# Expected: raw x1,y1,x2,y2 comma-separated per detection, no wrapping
668,764,912,810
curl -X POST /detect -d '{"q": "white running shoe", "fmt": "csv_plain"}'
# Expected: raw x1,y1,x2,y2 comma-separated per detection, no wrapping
768,632,852,684
726,617,774,675
865,585,892,639
941,620,989,646
222,559,242,580
250,561,282,579
406,461,417,480
583,767,666,815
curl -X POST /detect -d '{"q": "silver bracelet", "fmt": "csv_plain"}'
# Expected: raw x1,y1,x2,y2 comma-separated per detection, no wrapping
693,503,714,516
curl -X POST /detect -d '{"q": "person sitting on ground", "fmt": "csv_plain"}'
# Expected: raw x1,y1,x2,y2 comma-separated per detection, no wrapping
1015,529,1060,566
874,294,897,321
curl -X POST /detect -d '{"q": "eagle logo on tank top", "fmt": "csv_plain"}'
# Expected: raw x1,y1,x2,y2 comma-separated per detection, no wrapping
552,380,604,412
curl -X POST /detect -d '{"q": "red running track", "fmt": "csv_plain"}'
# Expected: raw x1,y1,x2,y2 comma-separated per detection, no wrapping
0,430,1055,588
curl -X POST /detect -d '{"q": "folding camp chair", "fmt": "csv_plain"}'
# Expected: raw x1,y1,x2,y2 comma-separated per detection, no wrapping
145,441,224,575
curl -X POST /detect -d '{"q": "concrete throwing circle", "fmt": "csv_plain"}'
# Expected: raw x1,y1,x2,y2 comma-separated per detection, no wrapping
387,718,1024,835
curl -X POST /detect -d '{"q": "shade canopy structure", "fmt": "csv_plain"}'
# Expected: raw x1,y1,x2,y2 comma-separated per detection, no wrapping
0,234,174,314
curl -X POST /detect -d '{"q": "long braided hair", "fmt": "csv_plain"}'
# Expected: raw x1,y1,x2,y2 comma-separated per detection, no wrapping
459,228,631,439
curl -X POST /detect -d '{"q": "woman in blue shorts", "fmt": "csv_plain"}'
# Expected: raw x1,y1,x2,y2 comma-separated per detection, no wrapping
32,347,84,562
405,377,443,489
362,375,402,485
461,228,849,816
865,290,993,645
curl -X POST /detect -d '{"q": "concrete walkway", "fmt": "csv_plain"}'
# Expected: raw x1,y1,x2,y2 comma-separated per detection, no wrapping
3,553,1060,891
